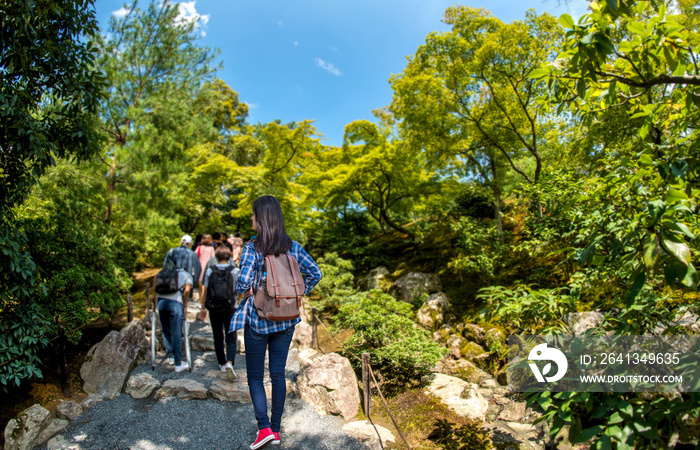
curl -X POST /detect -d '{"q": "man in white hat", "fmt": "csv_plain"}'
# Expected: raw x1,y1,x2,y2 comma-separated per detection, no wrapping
163,234,202,294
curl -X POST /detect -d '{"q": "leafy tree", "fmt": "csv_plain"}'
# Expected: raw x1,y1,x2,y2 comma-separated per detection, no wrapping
229,120,321,241
390,7,565,232
527,1,699,447
308,119,434,238
91,0,220,263
0,0,105,388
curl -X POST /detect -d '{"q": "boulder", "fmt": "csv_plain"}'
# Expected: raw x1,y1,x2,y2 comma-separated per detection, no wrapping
125,372,161,399
343,420,396,450
566,312,605,336
154,379,208,400
359,266,390,291
416,292,450,330
209,380,252,403
55,401,82,421
80,319,149,399
391,272,441,303
35,419,69,448
460,341,487,360
292,320,313,349
46,434,83,450
484,328,504,350
461,323,486,346
423,373,488,421
3,404,66,450
498,401,527,421
80,394,104,412
437,358,494,385
446,334,463,358
297,348,321,368
297,352,360,420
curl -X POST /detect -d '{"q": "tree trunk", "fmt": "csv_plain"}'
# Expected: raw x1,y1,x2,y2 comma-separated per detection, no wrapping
489,154,504,240
380,210,415,238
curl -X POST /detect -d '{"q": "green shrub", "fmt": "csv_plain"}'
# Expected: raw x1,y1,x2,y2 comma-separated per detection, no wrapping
314,252,355,313
478,284,576,334
335,290,447,390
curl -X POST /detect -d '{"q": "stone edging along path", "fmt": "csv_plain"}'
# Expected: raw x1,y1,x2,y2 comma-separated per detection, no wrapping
6,300,390,450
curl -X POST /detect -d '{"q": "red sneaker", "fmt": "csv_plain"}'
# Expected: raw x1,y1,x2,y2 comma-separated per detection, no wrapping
271,431,280,446
250,427,275,449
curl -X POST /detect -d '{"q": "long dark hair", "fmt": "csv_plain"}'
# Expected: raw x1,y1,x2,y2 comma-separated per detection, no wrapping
252,195,292,256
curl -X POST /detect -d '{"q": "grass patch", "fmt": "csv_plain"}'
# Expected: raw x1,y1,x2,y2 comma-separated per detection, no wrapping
366,388,492,449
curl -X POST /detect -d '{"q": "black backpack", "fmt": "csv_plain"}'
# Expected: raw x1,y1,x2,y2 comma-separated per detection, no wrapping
154,269,179,294
206,265,235,312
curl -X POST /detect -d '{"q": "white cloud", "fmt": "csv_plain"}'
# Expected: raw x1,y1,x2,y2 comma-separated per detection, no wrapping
278,20,283,27
176,1,210,34
293,41,299,46
243,101,258,109
315,58,342,76
112,6,130,18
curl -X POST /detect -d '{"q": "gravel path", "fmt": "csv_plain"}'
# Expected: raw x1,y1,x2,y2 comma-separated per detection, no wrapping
37,305,370,450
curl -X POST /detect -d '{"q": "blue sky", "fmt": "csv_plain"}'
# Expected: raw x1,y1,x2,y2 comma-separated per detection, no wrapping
94,0,589,147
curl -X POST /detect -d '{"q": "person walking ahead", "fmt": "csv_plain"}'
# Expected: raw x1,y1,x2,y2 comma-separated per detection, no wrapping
231,195,322,449
199,245,239,379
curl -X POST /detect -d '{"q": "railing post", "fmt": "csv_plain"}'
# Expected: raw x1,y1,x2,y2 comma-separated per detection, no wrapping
145,282,151,312
362,352,371,416
58,326,71,397
127,294,133,323
311,307,318,349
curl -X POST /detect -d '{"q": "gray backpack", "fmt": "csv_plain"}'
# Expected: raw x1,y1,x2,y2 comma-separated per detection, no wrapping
253,254,304,321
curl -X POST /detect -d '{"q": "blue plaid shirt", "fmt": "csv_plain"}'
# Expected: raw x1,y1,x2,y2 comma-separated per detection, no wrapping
230,240,322,334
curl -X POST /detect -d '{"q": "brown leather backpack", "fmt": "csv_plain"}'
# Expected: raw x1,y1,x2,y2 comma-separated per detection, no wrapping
253,254,304,321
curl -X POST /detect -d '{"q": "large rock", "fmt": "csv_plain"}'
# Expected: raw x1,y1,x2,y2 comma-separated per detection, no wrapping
154,379,208,400
423,373,488,421
297,352,360,420
416,292,450,330
80,394,103,412
566,312,605,336
125,373,161,399
292,321,313,349
55,401,82,421
3,404,66,450
209,380,252,403
359,266,390,291
343,420,396,450
80,319,149,399
390,272,441,303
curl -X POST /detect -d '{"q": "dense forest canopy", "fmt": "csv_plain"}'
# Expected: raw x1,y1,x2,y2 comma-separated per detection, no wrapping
1,0,698,446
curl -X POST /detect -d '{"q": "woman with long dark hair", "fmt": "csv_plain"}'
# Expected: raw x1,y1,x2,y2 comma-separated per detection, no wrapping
230,195,322,449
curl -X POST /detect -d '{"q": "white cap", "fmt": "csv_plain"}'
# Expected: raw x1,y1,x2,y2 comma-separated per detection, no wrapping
181,235,193,245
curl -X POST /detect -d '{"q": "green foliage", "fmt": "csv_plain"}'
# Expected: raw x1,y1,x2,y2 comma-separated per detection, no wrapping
0,0,104,389
427,419,493,449
92,0,221,264
528,389,700,449
305,209,385,274
18,200,131,339
0,304,51,391
478,284,576,333
0,0,105,215
449,216,506,283
335,290,447,389
313,252,355,313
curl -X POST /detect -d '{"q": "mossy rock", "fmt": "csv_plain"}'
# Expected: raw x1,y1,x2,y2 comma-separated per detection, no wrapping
460,341,486,359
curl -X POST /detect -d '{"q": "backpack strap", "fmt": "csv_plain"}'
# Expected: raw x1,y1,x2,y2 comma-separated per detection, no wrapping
266,255,282,307
286,254,304,307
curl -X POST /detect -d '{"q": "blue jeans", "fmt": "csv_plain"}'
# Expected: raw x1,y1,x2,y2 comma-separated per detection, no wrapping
244,324,295,432
158,298,184,365
208,307,237,365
